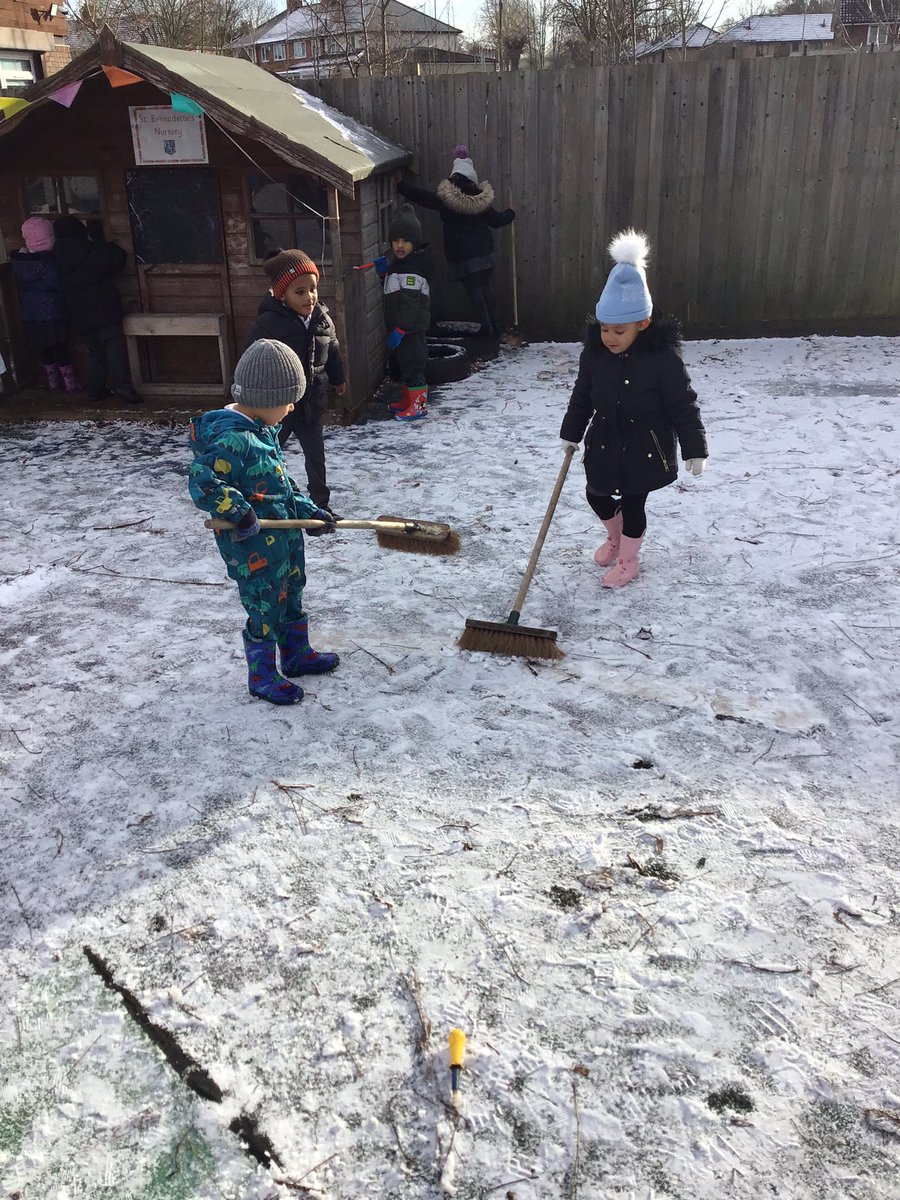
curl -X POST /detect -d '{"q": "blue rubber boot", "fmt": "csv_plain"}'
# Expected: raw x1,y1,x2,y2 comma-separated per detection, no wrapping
243,632,304,705
279,617,340,676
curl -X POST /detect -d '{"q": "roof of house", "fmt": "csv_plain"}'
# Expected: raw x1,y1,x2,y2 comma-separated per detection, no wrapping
0,30,410,195
232,0,461,49
635,22,719,57
839,0,900,21
718,13,834,42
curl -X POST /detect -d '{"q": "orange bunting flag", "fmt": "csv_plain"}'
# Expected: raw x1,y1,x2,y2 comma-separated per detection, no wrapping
102,65,143,87
0,97,31,119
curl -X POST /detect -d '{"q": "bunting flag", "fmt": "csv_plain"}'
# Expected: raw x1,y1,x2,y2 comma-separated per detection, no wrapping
49,80,83,108
170,92,203,116
0,97,31,120
102,65,143,87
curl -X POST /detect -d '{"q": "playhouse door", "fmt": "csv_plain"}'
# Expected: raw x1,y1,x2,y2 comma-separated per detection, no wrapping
126,167,230,384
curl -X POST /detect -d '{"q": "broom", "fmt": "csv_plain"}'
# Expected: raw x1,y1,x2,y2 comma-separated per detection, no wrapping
502,205,527,349
458,446,575,659
205,514,460,556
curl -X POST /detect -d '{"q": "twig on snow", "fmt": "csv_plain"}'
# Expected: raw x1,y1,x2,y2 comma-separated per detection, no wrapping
400,970,432,1056
753,736,776,765
1,728,41,754
856,976,900,998
569,1077,582,1199
727,960,800,975
352,642,395,674
385,1097,419,1171
496,849,520,877
839,690,884,726
90,517,153,530
485,1175,541,1194
52,828,64,858
629,910,660,952
69,564,226,587
7,881,34,943
831,620,875,661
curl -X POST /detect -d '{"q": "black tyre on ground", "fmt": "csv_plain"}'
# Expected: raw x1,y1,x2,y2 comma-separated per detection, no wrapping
425,342,471,386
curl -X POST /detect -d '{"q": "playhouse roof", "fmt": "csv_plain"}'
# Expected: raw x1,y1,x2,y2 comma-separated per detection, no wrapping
0,29,410,196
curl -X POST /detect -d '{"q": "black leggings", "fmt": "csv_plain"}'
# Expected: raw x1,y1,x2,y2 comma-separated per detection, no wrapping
586,490,648,539
39,341,72,367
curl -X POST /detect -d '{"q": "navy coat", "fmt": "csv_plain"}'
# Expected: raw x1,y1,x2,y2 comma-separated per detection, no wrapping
560,317,708,496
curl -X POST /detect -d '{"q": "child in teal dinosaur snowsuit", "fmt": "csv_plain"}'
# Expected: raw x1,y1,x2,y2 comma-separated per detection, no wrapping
188,339,340,705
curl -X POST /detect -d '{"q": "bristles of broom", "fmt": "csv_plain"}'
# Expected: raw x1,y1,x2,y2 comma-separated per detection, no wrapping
375,528,460,555
457,624,564,660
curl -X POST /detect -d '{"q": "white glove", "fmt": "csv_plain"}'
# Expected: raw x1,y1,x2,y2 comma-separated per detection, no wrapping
685,458,707,476
561,439,580,452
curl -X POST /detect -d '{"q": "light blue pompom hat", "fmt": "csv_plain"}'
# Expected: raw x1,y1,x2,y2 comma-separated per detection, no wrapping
595,229,653,324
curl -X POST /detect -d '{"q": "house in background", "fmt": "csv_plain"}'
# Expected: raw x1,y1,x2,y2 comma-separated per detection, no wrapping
229,0,462,79
1,0,71,92
711,13,836,56
833,0,900,48
634,22,719,63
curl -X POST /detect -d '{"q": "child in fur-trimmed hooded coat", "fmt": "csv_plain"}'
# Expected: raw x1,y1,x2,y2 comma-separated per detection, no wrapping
398,145,514,337
560,231,708,589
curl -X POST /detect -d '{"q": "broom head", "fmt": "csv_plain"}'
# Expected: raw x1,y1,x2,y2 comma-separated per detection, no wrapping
458,617,564,660
375,514,460,556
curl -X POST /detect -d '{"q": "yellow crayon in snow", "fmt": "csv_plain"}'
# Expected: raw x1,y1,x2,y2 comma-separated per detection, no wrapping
448,1028,466,1107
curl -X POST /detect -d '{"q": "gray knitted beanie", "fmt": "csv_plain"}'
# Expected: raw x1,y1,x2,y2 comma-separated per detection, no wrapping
231,339,306,408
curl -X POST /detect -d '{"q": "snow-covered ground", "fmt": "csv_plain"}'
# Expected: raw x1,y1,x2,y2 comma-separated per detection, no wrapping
1,335,899,1199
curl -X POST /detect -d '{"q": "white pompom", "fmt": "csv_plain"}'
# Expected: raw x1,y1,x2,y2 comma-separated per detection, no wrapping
608,229,650,270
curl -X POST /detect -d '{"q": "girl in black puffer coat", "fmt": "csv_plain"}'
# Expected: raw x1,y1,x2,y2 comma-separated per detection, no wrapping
398,145,514,337
560,230,708,589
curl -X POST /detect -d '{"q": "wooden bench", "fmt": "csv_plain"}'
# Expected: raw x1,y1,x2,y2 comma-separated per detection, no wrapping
123,312,230,396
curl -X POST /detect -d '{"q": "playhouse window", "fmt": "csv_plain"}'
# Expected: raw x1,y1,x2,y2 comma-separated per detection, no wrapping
375,173,395,251
249,174,331,263
23,175,101,219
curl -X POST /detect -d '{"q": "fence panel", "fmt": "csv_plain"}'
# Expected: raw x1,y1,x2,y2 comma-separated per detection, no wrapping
316,56,900,338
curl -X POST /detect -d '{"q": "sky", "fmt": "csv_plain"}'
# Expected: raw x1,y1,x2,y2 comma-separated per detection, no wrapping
411,0,748,39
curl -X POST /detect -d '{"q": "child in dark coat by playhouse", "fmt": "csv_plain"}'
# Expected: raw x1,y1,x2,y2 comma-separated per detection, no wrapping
52,215,141,405
398,145,514,338
188,339,339,706
560,230,708,589
245,248,346,517
380,204,434,423
10,217,78,394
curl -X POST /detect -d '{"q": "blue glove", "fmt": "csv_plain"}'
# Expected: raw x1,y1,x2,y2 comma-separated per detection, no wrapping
374,255,389,277
232,507,260,541
387,327,406,351
306,506,337,537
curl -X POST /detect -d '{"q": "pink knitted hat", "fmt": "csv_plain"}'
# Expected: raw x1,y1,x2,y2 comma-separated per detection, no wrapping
21,216,55,253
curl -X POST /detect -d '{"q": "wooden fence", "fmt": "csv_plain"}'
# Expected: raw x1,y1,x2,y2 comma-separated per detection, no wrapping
316,54,900,340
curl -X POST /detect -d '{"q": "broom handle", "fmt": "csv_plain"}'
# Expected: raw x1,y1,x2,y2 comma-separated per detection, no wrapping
508,445,575,620
509,205,519,327
206,517,427,533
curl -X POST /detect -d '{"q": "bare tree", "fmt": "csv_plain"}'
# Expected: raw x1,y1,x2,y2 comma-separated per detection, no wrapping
479,0,533,68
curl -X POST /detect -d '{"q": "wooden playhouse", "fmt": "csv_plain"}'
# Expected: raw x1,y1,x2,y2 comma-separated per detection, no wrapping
0,29,411,415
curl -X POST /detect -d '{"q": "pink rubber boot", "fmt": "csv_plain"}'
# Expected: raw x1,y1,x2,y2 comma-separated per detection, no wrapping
593,512,623,567
602,533,644,588
59,364,80,394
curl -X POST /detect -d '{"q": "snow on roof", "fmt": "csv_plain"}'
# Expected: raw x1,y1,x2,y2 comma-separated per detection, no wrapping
635,22,720,57
2,35,410,194
718,13,834,42
233,0,461,48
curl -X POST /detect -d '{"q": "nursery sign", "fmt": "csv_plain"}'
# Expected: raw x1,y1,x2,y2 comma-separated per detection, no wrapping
129,106,208,165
